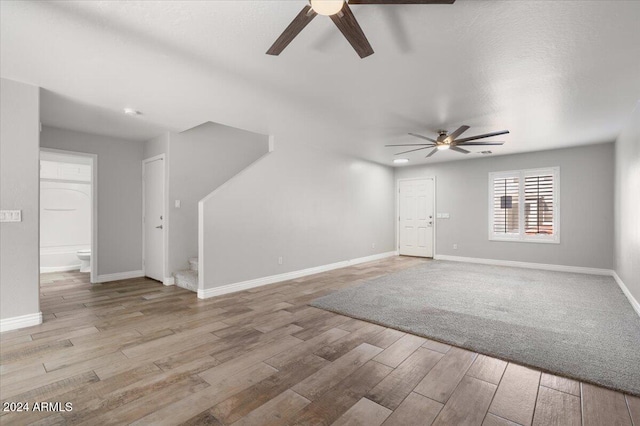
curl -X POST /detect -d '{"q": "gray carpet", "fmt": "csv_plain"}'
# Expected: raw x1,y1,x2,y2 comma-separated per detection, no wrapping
311,260,640,396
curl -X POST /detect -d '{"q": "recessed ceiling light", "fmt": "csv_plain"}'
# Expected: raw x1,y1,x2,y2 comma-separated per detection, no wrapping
123,108,141,116
393,158,409,164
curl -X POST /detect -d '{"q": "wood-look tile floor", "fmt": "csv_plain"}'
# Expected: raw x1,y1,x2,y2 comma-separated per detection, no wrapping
1,256,638,425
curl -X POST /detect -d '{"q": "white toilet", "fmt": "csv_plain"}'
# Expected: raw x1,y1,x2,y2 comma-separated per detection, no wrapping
76,249,91,273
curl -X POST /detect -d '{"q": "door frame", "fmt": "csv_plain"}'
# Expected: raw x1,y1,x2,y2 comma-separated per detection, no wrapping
40,148,98,284
396,176,437,258
142,154,167,282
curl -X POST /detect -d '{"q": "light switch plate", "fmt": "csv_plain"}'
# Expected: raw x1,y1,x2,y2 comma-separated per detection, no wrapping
436,213,443,219
0,210,22,222
175,200,181,208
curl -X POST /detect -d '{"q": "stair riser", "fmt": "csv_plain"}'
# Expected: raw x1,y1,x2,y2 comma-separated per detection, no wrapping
188,258,198,271
174,268,198,293
176,282,197,292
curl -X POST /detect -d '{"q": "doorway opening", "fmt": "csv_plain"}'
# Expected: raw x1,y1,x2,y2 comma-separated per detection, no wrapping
39,149,97,285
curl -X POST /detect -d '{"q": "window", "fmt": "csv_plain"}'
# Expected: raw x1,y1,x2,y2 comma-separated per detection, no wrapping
489,167,559,243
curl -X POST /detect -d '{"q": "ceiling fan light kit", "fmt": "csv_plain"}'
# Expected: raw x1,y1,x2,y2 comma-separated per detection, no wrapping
385,125,510,158
309,0,345,16
267,0,456,59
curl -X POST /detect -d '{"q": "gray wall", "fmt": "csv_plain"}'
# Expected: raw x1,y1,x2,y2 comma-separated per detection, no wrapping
615,103,640,301
201,140,396,288
168,122,269,275
41,126,144,276
0,78,40,320
396,143,615,269
143,132,169,160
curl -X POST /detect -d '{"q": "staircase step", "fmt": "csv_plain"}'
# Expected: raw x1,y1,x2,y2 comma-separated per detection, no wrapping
174,269,198,292
188,257,198,271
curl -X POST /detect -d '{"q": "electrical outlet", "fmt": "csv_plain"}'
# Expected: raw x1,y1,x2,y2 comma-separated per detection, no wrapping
372,243,375,249
453,244,458,250
278,256,283,265
175,200,181,208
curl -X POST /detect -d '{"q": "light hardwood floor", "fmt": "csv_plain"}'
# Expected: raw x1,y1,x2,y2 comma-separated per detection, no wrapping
1,256,638,425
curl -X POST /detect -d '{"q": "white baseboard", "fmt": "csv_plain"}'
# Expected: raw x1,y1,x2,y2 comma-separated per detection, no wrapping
95,270,144,283
163,276,175,286
198,251,396,299
40,265,81,273
433,255,613,276
0,312,43,333
612,271,640,317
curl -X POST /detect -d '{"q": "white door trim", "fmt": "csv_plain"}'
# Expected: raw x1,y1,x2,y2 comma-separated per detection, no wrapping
396,176,437,258
142,154,167,281
40,148,98,284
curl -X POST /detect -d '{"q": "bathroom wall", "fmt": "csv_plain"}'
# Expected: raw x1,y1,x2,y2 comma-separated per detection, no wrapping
40,125,144,278
39,154,92,272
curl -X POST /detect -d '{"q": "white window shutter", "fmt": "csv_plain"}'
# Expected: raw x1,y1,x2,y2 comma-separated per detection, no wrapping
489,167,559,243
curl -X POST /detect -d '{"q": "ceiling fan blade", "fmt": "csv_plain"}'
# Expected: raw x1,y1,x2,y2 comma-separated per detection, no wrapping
330,3,374,58
456,141,505,146
385,144,434,147
449,146,470,154
408,133,437,143
425,147,439,158
350,0,455,4
266,6,317,56
395,146,432,155
445,125,470,142
454,130,510,144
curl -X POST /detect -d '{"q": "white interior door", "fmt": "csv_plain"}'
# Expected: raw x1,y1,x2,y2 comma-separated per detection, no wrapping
143,157,164,282
399,178,434,257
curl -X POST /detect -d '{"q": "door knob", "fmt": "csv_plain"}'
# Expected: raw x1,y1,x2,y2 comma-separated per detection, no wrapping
155,225,163,229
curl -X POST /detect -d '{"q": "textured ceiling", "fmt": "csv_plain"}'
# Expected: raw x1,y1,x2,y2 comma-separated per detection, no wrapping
1,1,639,165
40,90,167,142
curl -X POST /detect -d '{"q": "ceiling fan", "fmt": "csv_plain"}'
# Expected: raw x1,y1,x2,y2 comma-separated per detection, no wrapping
386,126,509,157
266,0,455,59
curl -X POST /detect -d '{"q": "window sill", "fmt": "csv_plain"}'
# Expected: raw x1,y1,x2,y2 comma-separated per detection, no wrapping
489,237,560,244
